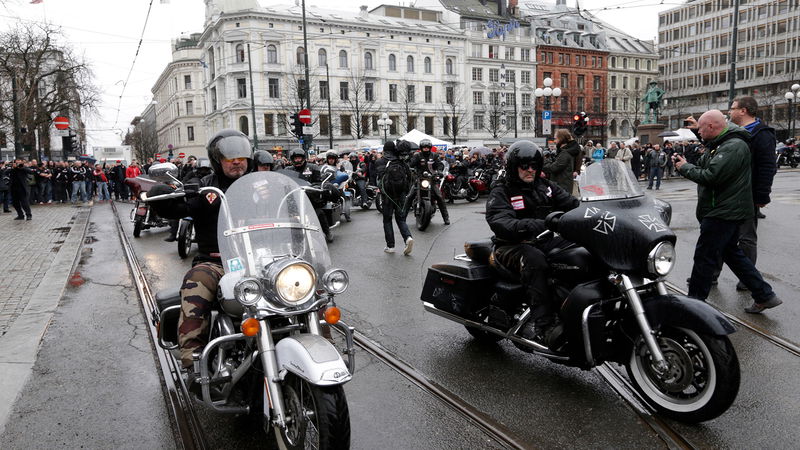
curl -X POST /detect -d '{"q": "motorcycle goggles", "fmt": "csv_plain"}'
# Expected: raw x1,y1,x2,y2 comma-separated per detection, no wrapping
216,135,253,161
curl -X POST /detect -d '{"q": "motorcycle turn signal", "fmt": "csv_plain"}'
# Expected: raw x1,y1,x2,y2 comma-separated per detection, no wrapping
324,306,341,325
241,317,260,336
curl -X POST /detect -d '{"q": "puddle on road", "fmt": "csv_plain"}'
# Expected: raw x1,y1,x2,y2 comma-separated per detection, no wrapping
51,227,71,234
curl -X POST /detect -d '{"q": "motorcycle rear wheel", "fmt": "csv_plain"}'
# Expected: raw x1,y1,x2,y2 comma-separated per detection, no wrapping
466,186,480,202
133,216,144,238
274,374,350,450
625,326,740,423
177,221,194,259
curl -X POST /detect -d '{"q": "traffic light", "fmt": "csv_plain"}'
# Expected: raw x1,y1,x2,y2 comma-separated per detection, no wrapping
573,112,589,136
62,135,73,159
291,113,303,138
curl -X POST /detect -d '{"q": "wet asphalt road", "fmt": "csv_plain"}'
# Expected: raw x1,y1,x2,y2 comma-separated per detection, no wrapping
115,168,800,449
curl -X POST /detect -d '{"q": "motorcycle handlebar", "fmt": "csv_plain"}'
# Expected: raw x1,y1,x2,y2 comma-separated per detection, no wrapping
545,211,563,231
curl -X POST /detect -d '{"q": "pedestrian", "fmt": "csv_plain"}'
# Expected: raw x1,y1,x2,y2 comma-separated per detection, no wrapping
10,159,34,220
28,159,40,205
708,96,777,290
53,161,68,203
591,143,605,163
675,110,782,314
112,161,128,201
375,140,414,255
631,144,643,180
93,164,111,201
0,161,12,213
126,161,142,200
543,128,580,194
615,143,633,171
70,160,89,203
646,144,667,190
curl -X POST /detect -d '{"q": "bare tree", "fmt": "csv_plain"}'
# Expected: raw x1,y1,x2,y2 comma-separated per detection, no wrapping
340,69,377,140
278,64,324,141
399,80,416,133
0,22,99,159
440,82,470,145
483,90,509,139
616,88,646,137
125,118,159,162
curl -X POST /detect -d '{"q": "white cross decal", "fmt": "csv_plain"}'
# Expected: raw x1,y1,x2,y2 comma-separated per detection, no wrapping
638,214,667,233
593,211,616,235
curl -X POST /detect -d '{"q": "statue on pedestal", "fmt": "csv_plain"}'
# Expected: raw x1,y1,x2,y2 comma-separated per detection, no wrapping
641,81,665,124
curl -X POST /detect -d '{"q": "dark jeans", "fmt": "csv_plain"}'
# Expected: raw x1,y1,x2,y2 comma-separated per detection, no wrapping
494,236,567,327
12,188,31,218
712,207,758,281
0,190,10,211
647,167,663,189
381,193,411,248
688,217,774,302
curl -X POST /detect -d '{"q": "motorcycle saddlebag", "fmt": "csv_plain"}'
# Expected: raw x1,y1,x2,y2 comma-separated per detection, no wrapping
421,261,493,317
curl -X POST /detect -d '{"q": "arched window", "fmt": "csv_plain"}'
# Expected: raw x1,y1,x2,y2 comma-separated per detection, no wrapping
296,47,306,65
635,59,640,70
609,119,618,137
388,54,396,71
424,57,431,74
610,56,616,68
445,58,453,75
267,44,278,64
318,48,327,67
406,55,414,73
623,57,628,69
621,120,631,137
364,51,374,70
235,44,245,63
339,50,348,68
239,116,249,136
646,60,652,71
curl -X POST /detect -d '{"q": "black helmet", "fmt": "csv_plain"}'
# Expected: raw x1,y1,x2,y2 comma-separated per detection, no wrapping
325,150,338,163
207,129,252,175
254,150,274,168
289,148,307,169
419,138,432,150
505,140,543,184
395,140,418,160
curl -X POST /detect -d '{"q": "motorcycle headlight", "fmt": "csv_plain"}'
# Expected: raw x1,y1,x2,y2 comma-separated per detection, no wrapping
647,241,675,277
322,268,349,294
421,179,431,189
234,278,263,306
274,262,316,305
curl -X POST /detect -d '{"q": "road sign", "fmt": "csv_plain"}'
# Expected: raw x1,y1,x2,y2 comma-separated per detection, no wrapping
542,110,551,120
155,153,161,158
303,126,314,135
298,108,312,125
54,116,69,130
178,152,186,158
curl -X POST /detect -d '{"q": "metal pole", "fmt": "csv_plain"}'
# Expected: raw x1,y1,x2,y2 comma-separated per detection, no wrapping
301,0,312,110
326,61,333,149
513,82,518,138
727,0,740,109
246,43,258,150
11,75,22,159
533,98,538,138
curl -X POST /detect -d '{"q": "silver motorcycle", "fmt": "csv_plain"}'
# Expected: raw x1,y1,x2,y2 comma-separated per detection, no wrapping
151,170,355,448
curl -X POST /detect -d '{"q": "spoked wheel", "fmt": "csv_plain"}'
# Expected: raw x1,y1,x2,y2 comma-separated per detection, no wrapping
626,326,740,423
274,374,350,450
177,220,194,259
133,216,144,238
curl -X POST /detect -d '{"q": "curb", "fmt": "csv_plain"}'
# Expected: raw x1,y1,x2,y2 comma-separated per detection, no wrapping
0,205,92,435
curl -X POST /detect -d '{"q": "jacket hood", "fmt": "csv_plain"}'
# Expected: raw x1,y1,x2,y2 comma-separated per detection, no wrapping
706,123,751,148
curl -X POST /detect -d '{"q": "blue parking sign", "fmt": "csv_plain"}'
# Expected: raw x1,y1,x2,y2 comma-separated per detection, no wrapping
542,110,551,120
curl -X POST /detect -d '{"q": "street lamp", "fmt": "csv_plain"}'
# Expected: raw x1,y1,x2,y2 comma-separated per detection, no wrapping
534,77,562,138
784,83,800,139
377,113,393,144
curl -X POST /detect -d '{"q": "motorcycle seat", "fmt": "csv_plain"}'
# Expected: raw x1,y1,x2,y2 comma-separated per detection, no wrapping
464,239,493,264
155,287,181,312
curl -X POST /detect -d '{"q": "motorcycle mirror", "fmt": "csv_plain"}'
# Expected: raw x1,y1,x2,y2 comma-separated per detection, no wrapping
149,163,180,183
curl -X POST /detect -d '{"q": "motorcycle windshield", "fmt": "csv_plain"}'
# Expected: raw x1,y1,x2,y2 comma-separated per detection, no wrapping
217,172,330,281
578,159,644,201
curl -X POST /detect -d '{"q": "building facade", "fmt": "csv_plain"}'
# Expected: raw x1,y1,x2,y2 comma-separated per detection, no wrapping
658,0,800,139
151,33,208,159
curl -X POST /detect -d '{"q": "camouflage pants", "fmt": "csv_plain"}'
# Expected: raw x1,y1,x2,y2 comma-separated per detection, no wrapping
178,262,225,368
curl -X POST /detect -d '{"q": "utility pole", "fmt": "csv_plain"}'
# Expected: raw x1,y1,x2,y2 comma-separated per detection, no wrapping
11,75,22,159
326,61,333,149
513,81,518,138
247,43,258,150
301,0,312,152
727,0,740,109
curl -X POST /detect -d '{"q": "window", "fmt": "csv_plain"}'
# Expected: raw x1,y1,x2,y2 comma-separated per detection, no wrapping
339,81,349,100
473,91,483,104
635,77,640,90
408,116,417,131
388,54,396,71
187,126,195,141
186,100,194,115
425,85,432,103
611,97,618,110
389,116,398,135
593,76,601,91
237,78,247,98
364,51,374,70
521,93,531,107
446,86,454,104
473,115,484,130
267,44,278,64
296,47,306,65
472,67,483,82
319,81,328,100
184,75,192,89
561,73,569,89
277,114,286,135
577,75,585,90
635,59,640,70
521,71,531,84
339,50,348,68
505,47,514,60
208,48,216,78
407,55,414,73
610,76,617,89
489,92,499,106
647,60,652,71
319,115,329,136
424,57,431,74
577,96,585,111
611,56,616,68
506,94,515,106
622,76,628,89
593,97,600,112
489,69,499,82
340,115,351,136
507,70,515,83
521,115,531,131
210,87,217,111
318,48,327,67
521,49,530,61
445,58,453,75
268,78,280,98
365,83,374,101
235,44,245,63
239,116,249,136
406,85,415,103
425,116,434,135
560,96,569,111
298,79,307,100
389,84,397,102
264,114,274,135
471,43,482,58
443,117,451,135
488,45,498,59
623,97,629,110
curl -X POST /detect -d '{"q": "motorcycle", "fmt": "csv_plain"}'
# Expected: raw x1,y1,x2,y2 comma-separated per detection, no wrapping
150,171,356,448
410,169,440,231
468,169,491,197
441,161,480,203
420,159,740,423
776,144,799,168
176,217,195,259
125,175,170,238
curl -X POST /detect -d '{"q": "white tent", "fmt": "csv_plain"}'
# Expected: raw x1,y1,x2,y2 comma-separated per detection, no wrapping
663,128,699,142
398,129,450,150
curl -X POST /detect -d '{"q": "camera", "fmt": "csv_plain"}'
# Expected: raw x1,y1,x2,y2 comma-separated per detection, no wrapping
683,119,691,127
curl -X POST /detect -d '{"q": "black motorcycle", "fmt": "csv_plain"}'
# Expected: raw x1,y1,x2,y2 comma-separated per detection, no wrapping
410,170,440,231
776,144,799,168
421,160,740,423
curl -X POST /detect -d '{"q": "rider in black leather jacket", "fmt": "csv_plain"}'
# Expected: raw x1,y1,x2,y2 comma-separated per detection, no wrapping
405,139,450,225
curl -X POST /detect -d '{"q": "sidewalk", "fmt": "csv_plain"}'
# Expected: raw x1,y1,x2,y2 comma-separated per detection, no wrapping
0,202,91,434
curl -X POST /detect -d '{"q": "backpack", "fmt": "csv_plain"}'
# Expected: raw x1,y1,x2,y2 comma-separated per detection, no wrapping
379,159,411,201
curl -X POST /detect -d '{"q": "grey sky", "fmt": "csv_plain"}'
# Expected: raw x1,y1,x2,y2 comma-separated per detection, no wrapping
1,0,675,147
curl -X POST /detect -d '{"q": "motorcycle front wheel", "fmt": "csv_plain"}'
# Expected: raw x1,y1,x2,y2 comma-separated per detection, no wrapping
133,216,144,238
177,221,194,259
625,326,740,423
274,374,350,450
466,185,480,202
416,201,434,231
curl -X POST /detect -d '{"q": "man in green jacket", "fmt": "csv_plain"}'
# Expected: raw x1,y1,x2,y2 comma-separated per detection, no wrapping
675,110,781,313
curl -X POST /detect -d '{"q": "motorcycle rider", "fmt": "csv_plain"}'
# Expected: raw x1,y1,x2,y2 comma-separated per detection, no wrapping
147,129,254,368
281,148,338,242
406,138,450,225
447,152,469,202
486,141,580,349
254,150,274,171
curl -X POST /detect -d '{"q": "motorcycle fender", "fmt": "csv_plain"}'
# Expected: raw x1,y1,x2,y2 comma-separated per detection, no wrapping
642,294,736,336
275,334,352,386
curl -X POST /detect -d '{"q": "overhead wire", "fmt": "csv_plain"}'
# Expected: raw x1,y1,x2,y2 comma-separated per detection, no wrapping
111,0,156,131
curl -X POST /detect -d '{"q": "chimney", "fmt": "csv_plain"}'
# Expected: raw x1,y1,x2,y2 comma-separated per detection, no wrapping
360,5,368,17
498,0,507,17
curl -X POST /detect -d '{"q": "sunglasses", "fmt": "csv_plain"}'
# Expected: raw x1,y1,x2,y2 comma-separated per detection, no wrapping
222,157,248,163
519,163,537,171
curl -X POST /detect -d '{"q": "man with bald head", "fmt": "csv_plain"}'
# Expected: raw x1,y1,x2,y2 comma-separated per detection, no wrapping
675,110,782,314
